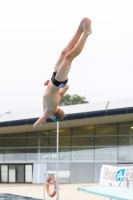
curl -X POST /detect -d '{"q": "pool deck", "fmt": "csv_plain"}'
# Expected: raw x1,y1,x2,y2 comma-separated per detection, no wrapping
0,183,104,200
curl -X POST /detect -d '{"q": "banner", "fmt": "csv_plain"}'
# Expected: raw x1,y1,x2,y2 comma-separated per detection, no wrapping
99,165,133,188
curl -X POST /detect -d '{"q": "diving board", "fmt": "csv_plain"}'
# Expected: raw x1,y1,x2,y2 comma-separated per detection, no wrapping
77,186,133,200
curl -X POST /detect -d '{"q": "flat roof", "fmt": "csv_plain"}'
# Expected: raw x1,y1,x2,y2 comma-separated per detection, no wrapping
0,98,133,129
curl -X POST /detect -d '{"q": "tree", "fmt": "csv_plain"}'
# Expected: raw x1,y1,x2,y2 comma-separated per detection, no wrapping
59,94,89,106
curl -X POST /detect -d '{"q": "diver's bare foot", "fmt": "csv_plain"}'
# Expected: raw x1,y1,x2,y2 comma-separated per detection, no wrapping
79,18,85,31
83,18,92,36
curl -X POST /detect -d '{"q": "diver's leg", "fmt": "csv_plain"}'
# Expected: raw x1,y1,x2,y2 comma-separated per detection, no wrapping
55,18,92,82
53,18,85,72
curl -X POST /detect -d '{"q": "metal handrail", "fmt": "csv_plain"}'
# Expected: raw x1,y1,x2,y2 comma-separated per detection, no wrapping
119,176,129,188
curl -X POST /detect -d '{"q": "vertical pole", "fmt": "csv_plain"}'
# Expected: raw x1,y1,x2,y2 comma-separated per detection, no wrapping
56,121,59,200
56,44,60,200
44,174,45,200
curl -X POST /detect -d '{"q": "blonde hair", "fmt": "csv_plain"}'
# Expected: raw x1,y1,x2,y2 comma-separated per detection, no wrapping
55,108,65,121
49,108,65,122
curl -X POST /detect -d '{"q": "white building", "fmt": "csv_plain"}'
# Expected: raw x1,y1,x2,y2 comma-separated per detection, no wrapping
0,99,133,184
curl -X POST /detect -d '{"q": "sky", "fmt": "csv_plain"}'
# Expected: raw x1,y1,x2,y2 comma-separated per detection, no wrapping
0,0,133,114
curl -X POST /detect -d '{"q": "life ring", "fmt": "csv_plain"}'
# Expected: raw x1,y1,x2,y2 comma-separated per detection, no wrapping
46,177,56,197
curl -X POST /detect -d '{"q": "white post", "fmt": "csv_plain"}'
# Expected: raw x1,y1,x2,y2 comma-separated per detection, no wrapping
56,121,59,200
56,44,60,200
44,122,59,200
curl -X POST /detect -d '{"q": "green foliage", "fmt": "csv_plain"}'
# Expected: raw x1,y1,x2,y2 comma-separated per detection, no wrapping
59,94,89,106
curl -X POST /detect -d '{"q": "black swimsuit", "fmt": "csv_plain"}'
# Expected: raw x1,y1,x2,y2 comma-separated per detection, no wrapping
51,72,68,88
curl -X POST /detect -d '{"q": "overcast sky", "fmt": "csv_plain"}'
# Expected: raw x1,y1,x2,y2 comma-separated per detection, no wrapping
0,0,133,114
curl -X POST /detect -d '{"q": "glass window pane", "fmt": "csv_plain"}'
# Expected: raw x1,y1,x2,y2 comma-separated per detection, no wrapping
95,124,118,135
72,126,94,136
118,146,133,161
27,138,38,147
59,148,70,160
0,134,5,137
95,147,117,161
40,148,48,161
95,136,117,146
49,137,56,146
72,137,94,146
71,147,94,160
4,149,26,161
40,138,49,147
0,149,4,161
49,137,71,146
119,136,133,146
40,131,49,137
0,138,5,147
45,148,71,161
50,128,71,136
48,148,57,161
119,122,133,135
27,132,39,137
5,138,26,147
59,137,71,146
6,133,27,137
26,149,38,161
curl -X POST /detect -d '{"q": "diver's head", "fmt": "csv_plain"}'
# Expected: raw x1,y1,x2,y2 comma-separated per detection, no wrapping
49,108,65,122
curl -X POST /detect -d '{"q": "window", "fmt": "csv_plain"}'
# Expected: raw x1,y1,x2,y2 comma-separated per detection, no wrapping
71,147,94,160
50,128,71,136
40,148,48,161
118,136,133,146
48,148,57,161
0,138,5,148
49,137,71,146
27,138,39,147
59,148,70,160
118,146,133,161
26,149,38,161
95,136,117,146
119,122,133,135
72,126,94,136
40,138,49,147
4,149,26,161
72,137,94,146
95,124,118,135
5,138,26,147
0,149,4,161
95,147,117,161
